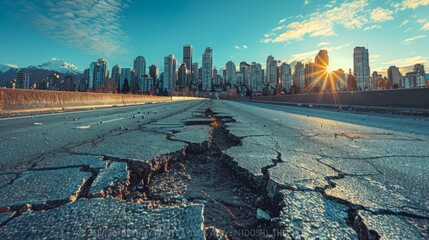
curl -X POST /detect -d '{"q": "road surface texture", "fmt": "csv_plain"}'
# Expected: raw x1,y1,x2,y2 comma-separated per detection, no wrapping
0,100,428,239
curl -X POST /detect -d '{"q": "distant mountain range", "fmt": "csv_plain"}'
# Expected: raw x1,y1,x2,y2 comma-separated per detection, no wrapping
0,59,83,87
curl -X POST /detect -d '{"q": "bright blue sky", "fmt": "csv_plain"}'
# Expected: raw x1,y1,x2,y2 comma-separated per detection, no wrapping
0,0,428,74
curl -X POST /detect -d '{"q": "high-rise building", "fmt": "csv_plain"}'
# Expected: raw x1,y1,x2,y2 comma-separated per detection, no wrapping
353,47,370,90
178,63,188,91
293,62,305,89
236,72,244,86
164,54,176,93
413,64,425,78
111,65,121,91
225,61,237,86
79,68,89,92
89,58,109,91
315,50,329,72
202,47,213,91
63,75,75,91
387,66,401,88
314,50,329,90
16,69,31,89
304,62,316,90
280,63,292,91
403,68,426,89
332,69,346,90
192,63,199,88
120,68,133,92
266,55,277,86
149,65,159,89
183,45,193,72
48,73,61,90
372,71,383,89
142,74,154,92
240,61,251,88
250,62,263,92
133,56,146,91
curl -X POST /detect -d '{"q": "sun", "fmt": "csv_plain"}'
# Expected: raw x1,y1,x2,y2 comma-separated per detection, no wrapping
326,65,334,73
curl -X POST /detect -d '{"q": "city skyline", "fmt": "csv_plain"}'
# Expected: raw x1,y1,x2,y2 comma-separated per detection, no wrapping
0,0,428,74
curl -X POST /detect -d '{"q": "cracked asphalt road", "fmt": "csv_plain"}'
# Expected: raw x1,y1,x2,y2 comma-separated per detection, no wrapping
0,100,428,239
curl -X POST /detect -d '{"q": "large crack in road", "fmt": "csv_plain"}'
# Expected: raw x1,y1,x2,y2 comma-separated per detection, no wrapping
1,100,428,239
92,107,283,239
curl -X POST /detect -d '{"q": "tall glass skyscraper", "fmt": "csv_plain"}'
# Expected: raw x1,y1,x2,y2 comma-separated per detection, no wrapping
353,47,370,90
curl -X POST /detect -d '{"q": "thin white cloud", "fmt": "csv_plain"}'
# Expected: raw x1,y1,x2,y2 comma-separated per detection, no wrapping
398,19,409,27
273,25,286,31
421,22,429,30
369,54,381,64
265,0,369,43
287,41,353,63
5,63,19,68
395,0,429,10
370,7,394,22
234,45,248,49
304,0,310,5
402,35,426,44
7,0,131,56
287,49,320,64
387,56,428,66
317,42,330,47
363,24,381,31
260,38,273,43
279,18,286,24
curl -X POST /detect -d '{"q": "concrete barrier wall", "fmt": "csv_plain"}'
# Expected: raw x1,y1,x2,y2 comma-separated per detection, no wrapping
0,89,174,114
171,96,207,101
252,88,429,108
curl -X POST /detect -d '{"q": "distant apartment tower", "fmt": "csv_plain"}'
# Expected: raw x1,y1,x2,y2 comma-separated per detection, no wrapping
293,62,305,89
240,61,251,87
225,61,237,86
111,65,121,91
164,54,177,93
192,62,199,89
353,47,370,90
266,55,277,86
178,63,188,91
48,73,61,90
120,68,133,92
280,63,292,91
63,75,75,91
372,71,383,89
332,69,346,90
133,56,146,91
79,68,90,92
403,65,426,89
149,65,159,89
89,58,109,91
202,47,213,91
304,62,316,90
315,50,330,90
387,66,401,87
250,62,263,92
315,50,329,71
413,64,425,78
183,45,193,72
16,69,31,89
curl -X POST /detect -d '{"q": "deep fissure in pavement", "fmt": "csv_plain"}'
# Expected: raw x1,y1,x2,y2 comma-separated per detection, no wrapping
98,108,283,239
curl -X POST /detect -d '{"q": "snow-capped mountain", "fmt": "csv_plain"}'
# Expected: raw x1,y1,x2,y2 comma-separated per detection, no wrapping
29,58,81,74
0,64,18,73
